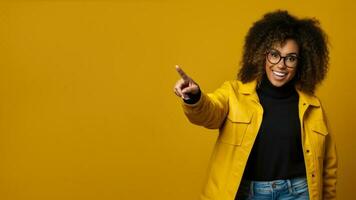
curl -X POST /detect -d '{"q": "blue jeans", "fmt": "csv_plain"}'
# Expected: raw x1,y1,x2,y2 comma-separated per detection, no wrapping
235,177,309,200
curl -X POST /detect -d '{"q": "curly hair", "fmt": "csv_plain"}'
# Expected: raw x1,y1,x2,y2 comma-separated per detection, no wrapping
237,10,329,95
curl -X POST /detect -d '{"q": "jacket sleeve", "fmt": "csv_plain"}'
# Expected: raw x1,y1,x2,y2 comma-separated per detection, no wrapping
322,106,338,200
180,81,231,129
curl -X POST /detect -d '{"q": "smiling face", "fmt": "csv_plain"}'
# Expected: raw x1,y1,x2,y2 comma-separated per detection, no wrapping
265,39,299,87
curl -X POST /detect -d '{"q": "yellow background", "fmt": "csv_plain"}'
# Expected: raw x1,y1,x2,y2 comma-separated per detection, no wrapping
0,1,354,199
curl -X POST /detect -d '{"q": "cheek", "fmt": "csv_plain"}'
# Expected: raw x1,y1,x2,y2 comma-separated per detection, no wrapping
265,62,272,72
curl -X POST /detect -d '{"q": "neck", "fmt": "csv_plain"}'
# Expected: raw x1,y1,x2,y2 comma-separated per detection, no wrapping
257,74,296,99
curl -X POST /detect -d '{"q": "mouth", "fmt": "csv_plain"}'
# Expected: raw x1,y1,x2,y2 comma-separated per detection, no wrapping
272,70,287,78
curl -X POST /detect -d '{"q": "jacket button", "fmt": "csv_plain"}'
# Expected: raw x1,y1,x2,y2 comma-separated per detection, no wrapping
306,149,310,153
312,174,315,177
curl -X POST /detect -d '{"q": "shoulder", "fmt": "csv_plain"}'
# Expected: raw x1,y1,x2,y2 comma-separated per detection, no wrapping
216,80,245,93
227,79,257,94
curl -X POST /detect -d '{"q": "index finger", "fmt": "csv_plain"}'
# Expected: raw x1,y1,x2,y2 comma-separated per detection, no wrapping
175,65,190,81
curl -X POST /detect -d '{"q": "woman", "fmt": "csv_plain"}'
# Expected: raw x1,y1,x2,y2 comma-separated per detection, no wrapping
173,10,337,200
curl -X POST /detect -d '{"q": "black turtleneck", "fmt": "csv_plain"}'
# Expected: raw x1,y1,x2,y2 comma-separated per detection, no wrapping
243,75,306,181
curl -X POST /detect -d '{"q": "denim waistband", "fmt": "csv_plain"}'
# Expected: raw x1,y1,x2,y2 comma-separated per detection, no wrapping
239,176,308,196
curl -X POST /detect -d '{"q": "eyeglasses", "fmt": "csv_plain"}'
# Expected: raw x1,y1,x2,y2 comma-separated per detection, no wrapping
266,49,299,68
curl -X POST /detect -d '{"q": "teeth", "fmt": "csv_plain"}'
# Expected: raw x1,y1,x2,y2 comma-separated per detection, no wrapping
273,71,286,77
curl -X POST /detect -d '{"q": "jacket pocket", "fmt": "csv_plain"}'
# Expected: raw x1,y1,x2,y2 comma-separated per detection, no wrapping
219,111,252,146
311,120,328,158
311,120,329,136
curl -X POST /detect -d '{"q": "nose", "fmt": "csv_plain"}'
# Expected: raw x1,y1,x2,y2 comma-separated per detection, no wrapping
276,57,287,69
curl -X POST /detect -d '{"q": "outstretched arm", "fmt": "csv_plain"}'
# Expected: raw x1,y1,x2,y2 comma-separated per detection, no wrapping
173,65,230,129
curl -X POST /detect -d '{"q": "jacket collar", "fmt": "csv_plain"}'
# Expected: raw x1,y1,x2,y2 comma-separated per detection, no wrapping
236,79,320,107
296,89,320,107
238,80,257,95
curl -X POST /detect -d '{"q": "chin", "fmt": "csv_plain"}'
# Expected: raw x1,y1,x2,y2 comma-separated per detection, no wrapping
273,81,289,87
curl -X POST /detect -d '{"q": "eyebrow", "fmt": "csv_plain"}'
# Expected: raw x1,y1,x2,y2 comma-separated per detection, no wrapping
270,49,298,56
286,53,298,57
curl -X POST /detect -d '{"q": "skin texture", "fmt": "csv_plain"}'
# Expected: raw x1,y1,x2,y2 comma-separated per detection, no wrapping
265,39,299,87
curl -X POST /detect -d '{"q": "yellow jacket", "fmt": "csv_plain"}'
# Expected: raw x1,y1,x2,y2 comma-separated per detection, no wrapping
181,80,337,200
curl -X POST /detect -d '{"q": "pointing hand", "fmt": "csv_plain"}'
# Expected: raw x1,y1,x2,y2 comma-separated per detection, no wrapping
173,65,200,100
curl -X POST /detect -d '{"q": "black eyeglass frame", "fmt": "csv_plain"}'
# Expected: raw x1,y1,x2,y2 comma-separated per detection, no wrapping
265,49,299,68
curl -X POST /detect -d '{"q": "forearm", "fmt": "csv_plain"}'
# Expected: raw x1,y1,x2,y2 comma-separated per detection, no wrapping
181,81,230,129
